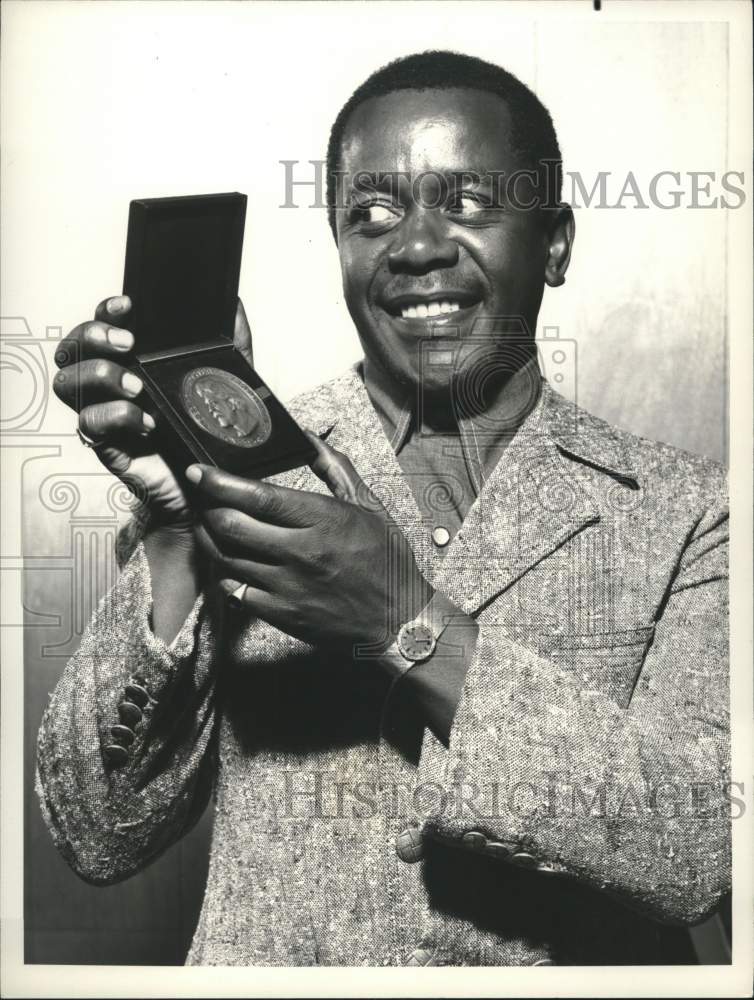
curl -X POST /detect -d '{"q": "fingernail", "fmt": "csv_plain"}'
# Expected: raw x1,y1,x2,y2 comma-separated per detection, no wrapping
107,295,130,315
108,328,134,350
142,413,156,431
185,465,202,484
121,372,143,396
88,324,107,344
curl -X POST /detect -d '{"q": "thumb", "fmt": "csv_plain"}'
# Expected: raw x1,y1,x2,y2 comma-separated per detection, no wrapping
233,297,254,369
305,430,384,513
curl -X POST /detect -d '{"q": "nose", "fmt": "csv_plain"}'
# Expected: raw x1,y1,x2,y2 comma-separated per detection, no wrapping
387,209,459,275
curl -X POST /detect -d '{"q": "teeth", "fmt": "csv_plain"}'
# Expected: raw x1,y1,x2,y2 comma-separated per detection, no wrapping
400,299,462,319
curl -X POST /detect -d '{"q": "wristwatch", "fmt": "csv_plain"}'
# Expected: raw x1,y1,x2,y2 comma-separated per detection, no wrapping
379,591,460,681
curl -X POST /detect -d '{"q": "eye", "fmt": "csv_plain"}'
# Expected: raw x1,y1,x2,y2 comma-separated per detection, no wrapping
446,191,494,217
364,204,399,223
348,200,402,228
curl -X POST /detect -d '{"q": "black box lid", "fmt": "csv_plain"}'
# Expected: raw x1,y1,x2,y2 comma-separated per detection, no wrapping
123,192,246,355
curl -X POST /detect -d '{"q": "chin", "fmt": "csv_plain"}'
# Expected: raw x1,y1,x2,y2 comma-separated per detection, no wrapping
397,353,453,398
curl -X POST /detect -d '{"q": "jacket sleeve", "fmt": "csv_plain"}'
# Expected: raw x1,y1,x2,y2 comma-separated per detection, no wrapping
413,491,731,927
35,512,221,886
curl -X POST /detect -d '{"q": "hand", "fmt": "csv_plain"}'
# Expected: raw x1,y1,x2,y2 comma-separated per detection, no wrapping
188,435,432,648
53,294,255,530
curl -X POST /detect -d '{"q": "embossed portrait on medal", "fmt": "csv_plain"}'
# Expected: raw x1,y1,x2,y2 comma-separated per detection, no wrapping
181,367,272,447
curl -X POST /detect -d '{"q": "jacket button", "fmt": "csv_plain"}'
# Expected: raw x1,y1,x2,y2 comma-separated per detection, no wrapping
118,701,142,728
103,744,129,767
484,841,512,860
395,827,424,863
511,851,539,869
461,831,488,851
536,862,559,875
110,724,135,746
124,683,149,707
406,947,436,966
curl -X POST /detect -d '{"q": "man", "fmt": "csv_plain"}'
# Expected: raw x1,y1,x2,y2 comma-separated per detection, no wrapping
37,51,729,966
193,376,269,443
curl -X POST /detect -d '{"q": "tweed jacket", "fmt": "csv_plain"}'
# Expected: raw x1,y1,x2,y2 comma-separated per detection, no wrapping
36,367,730,966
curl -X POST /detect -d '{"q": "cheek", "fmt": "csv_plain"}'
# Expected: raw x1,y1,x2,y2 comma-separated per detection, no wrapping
470,227,547,298
339,244,369,297
339,240,386,308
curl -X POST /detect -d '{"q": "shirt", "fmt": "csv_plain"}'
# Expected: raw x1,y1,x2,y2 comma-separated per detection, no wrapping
364,351,543,540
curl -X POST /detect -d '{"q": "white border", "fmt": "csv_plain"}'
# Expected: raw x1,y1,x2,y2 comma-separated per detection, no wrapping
2,1,752,996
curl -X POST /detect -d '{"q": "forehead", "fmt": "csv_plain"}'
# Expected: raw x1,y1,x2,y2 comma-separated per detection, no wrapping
339,87,517,177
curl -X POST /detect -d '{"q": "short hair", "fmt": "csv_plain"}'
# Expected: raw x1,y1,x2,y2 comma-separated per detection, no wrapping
326,50,562,238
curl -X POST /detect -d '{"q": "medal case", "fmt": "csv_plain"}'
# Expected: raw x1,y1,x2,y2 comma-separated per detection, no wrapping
123,192,316,479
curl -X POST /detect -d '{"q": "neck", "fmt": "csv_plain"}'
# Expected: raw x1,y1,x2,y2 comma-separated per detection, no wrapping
363,345,542,440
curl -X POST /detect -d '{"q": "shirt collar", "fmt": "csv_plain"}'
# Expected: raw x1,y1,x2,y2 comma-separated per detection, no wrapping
361,355,412,452
362,351,543,491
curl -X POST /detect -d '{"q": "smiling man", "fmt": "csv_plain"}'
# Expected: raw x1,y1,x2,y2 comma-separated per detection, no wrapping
37,51,730,966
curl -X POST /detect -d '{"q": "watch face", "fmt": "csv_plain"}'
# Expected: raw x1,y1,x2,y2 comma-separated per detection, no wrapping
181,367,272,448
397,622,436,662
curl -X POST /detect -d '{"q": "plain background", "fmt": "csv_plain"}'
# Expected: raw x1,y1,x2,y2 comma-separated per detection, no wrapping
0,0,733,967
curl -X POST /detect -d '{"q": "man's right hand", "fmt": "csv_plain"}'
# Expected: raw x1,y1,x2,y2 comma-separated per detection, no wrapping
54,295,191,529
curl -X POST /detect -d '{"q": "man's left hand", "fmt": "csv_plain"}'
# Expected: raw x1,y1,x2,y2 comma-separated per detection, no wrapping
186,437,431,649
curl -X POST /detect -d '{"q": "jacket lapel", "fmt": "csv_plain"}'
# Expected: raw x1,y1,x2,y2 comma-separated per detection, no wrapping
311,367,437,579
431,382,623,616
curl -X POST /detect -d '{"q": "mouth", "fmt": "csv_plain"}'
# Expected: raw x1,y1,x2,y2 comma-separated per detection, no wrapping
381,290,483,324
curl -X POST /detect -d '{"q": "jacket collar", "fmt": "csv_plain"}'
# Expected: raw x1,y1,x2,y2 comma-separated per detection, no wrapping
543,383,640,487
304,364,640,488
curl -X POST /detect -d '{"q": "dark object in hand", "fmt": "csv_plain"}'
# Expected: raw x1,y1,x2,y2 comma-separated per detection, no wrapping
123,192,315,480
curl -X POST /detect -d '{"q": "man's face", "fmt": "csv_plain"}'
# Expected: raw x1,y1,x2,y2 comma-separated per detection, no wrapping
335,87,555,405
199,385,235,428
200,385,251,435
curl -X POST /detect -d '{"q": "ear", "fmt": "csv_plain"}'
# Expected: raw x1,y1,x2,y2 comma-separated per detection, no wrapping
544,205,575,288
